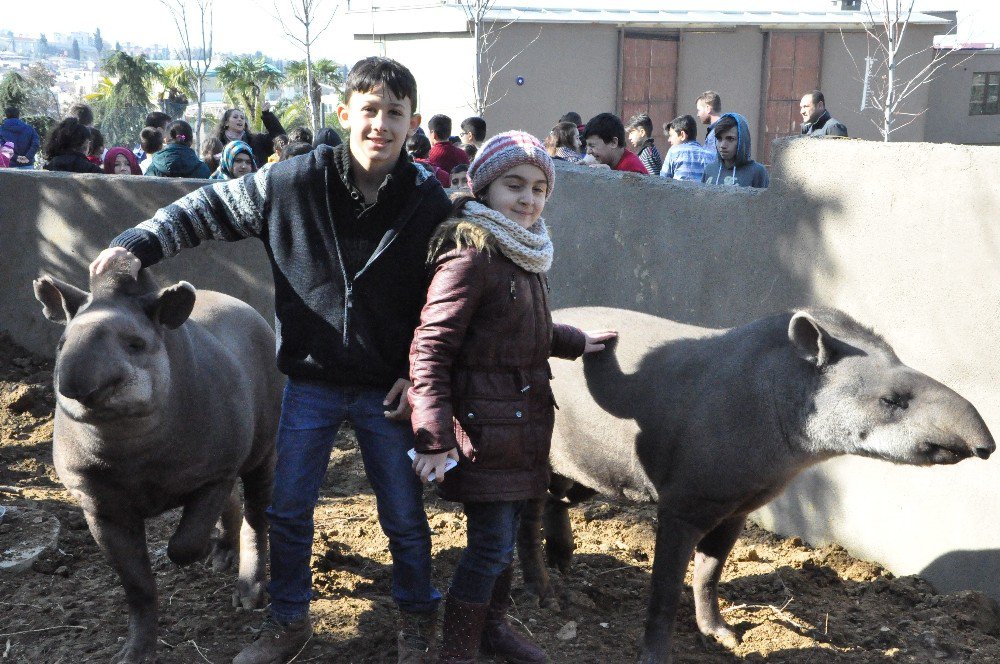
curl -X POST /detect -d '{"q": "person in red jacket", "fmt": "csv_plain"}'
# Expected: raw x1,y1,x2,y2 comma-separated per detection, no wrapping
408,131,616,664
426,113,470,174
582,112,649,174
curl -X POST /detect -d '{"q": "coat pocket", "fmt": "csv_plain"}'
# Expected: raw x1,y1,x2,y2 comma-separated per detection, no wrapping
456,396,530,469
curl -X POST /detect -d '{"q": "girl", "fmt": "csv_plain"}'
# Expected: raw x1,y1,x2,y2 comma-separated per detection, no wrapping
408,131,615,664
145,120,211,179
545,121,584,163
216,104,284,167
211,140,256,180
102,147,142,175
42,117,101,174
200,136,223,174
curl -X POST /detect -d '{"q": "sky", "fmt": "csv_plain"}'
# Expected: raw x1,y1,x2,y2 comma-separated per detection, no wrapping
2,0,998,63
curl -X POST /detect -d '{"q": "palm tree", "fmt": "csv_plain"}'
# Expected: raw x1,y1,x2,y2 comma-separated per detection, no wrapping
95,52,163,146
285,58,344,131
215,56,285,133
158,65,195,119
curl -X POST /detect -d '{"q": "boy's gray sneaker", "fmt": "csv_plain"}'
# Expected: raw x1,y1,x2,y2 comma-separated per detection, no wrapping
397,609,438,664
233,615,313,664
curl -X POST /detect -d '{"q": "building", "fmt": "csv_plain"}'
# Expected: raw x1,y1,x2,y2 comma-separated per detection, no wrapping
926,48,1000,145
344,0,962,159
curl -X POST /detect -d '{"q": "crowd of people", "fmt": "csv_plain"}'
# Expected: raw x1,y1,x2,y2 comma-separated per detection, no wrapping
8,54,850,664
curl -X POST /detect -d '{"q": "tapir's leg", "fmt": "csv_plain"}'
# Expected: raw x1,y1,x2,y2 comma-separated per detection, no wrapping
517,494,553,604
210,487,242,572
85,510,157,664
235,458,274,609
168,480,238,566
692,515,746,649
638,507,703,664
543,496,574,572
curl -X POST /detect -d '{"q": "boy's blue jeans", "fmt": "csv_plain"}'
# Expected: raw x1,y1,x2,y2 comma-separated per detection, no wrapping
449,500,525,603
266,379,441,623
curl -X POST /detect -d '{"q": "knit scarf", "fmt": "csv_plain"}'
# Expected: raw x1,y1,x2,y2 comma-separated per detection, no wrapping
460,201,553,273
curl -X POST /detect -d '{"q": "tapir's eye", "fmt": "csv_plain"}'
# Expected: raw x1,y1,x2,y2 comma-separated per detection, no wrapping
880,395,908,410
126,337,147,353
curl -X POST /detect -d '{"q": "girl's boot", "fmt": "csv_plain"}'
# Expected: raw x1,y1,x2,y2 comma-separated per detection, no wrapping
439,592,489,664
480,567,548,664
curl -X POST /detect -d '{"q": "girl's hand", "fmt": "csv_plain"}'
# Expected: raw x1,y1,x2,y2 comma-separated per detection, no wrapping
412,449,460,484
90,247,140,280
583,329,617,354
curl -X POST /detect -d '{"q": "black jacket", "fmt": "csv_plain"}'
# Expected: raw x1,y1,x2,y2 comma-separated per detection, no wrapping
802,110,848,137
222,110,285,167
43,152,102,174
113,144,452,389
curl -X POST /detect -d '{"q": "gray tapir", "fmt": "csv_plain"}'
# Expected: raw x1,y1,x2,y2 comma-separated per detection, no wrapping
33,265,281,664
517,306,995,664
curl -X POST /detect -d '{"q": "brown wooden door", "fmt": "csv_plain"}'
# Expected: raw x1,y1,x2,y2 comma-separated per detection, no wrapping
620,32,679,138
760,32,822,165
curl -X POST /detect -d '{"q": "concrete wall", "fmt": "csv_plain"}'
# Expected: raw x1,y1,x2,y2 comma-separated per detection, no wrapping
3,137,1000,601
926,50,1000,146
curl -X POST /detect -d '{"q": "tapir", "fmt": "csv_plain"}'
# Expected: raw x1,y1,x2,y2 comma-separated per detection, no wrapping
33,265,281,664
516,307,995,664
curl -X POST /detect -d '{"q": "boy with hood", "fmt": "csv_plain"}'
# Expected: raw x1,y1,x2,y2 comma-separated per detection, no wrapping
701,113,769,189
0,106,40,169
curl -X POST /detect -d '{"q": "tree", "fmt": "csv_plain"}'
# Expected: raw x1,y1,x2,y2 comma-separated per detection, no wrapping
216,56,284,132
94,51,163,146
0,71,30,109
160,0,215,145
456,0,541,118
270,0,338,132
285,58,343,128
71,38,81,61
115,41,122,52
846,0,965,141
0,64,58,117
38,34,49,55
94,28,104,54
159,64,195,118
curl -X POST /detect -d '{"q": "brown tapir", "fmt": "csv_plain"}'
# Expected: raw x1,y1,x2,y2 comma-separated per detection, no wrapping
517,306,995,664
33,264,281,664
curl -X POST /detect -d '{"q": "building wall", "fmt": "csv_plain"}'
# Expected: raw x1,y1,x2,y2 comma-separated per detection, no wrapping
926,50,1000,146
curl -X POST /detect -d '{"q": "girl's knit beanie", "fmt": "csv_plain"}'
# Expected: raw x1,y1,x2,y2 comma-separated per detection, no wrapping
467,130,555,199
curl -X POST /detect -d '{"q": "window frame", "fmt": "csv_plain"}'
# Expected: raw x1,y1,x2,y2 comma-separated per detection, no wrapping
969,71,1000,116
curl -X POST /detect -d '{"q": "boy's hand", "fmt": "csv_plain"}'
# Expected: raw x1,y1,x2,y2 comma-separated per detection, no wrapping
583,329,617,354
412,449,459,484
383,378,413,421
90,247,140,280
261,101,271,113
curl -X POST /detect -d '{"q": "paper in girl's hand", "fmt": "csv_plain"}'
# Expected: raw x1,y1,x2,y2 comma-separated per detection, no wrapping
408,448,458,482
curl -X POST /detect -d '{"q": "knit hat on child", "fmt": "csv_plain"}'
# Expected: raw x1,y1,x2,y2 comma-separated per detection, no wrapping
467,130,555,199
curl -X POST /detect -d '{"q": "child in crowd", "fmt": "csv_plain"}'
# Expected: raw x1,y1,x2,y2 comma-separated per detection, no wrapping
103,147,142,175
625,113,663,176
701,113,769,188
449,163,468,189
85,127,105,166
281,141,312,160
660,114,713,182
42,117,101,173
545,121,584,163
407,132,451,188
269,133,289,164
216,103,285,166
210,140,256,179
408,131,615,664
581,113,648,174
461,142,477,162
138,127,163,174
287,126,313,145
145,120,211,178
90,56,452,664
200,136,223,174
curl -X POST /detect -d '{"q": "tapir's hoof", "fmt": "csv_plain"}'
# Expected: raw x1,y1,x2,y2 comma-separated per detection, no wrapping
636,649,671,664
710,627,739,650
234,576,267,609
209,543,237,573
110,643,157,664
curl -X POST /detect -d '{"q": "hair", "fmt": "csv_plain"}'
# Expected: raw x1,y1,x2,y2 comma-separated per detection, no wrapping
547,121,579,155
582,113,625,148
559,111,582,125
43,116,91,158
428,114,451,139
625,113,653,135
808,89,826,106
460,116,486,142
144,111,171,130
406,133,431,159
312,127,342,149
216,108,247,143
697,91,722,113
281,141,312,160
165,120,194,146
140,127,164,154
344,56,418,113
462,142,477,161
450,163,469,175
4,106,20,119
66,103,94,126
200,136,223,172
87,127,104,156
666,114,697,142
713,114,738,138
272,133,289,153
288,126,313,144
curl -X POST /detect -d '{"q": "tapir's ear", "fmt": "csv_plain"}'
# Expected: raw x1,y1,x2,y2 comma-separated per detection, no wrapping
33,276,90,324
143,281,196,329
788,311,829,367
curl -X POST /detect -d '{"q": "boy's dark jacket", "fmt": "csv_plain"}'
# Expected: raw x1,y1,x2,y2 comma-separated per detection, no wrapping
113,144,451,388
0,117,40,164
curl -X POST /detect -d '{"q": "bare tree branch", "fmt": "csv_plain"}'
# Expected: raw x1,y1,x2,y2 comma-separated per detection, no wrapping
160,0,214,145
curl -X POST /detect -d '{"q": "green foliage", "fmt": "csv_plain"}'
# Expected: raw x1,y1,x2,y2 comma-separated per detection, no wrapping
91,52,164,147
0,72,29,109
274,97,311,133
94,28,104,54
0,65,58,117
285,59,345,128
23,115,54,141
216,56,285,133
71,39,80,61
324,111,349,144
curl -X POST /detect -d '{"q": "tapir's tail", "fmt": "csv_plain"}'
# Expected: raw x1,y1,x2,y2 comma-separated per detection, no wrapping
582,336,637,419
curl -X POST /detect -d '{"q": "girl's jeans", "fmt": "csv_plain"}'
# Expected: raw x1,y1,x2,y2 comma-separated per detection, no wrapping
450,500,525,603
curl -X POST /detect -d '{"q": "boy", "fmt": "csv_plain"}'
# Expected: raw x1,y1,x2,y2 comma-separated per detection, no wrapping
450,163,469,189
458,116,486,149
427,113,469,174
660,114,713,182
582,112,648,174
625,113,662,176
90,57,451,664
701,113,769,189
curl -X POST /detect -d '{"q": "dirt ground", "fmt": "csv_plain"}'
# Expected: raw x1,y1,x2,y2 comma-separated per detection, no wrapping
3,333,1000,663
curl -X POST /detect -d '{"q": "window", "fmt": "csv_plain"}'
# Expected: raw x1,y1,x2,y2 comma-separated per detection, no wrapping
970,72,1000,116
